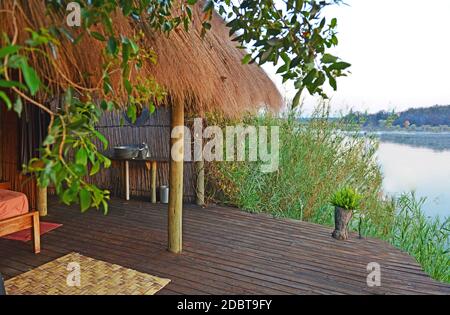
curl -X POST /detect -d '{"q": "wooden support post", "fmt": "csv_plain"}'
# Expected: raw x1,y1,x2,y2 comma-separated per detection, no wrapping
32,212,41,254
37,186,47,217
195,160,205,206
151,161,157,203
168,102,184,253
124,160,130,201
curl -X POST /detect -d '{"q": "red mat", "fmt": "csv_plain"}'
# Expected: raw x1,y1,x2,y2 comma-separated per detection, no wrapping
2,222,62,242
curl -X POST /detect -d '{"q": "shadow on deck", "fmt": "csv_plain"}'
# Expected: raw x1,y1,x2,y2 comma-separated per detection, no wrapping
0,197,449,295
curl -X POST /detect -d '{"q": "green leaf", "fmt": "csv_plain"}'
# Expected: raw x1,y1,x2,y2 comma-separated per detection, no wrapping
101,199,109,215
329,61,351,71
102,14,114,34
62,189,75,205
100,100,108,110
329,76,337,90
43,134,55,146
0,91,12,110
20,62,41,96
202,22,212,30
75,147,88,166
0,79,28,90
303,69,317,85
322,53,338,64
90,161,101,176
13,97,23,117
241,54,252,65
149,102,155,114
103,157,111,168
123,78,133,95
103,79,113,95
6,55,26,68
107,37,118,55
61,181,80,204
121,1,133,16
330,18,337,28
128,39,139,54
79,188,91,212
280,52,290,64
0,45,20,58
93,130,108,149
295,0,304,11
90,31,106,41
122,41,130,65
127,103,137,123
260,47,274,64
72,164,87,176
290,56,302,68
292,90,302,108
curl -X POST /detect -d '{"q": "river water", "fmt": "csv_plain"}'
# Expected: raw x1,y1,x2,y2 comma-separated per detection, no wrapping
375,132,450,219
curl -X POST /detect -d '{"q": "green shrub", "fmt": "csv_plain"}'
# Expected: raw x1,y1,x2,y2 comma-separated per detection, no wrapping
206,104,382,221
330,186,362,210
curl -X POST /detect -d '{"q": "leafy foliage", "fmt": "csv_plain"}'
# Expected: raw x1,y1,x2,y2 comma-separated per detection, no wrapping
24,89,111,213
0,0,348,211
215,0,350,106
330,186,362,210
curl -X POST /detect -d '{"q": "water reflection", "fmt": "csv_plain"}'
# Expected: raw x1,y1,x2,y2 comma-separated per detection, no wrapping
376,131,450,151
377,141,450,218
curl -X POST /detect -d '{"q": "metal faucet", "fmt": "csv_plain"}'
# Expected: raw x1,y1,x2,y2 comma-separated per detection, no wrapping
138,142,150,159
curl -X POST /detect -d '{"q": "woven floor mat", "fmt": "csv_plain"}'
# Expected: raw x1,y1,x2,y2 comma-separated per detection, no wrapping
5,252,170,295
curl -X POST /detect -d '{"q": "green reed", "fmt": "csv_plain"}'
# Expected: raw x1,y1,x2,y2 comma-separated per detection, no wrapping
206,105,450,283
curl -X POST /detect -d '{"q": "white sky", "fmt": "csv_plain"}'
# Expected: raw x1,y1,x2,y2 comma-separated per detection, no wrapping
263,0,450,115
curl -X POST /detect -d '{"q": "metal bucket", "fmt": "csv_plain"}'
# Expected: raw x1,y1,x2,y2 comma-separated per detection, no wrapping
160,186,169,204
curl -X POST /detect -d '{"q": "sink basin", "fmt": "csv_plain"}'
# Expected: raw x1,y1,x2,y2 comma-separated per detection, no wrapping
113,145,140,159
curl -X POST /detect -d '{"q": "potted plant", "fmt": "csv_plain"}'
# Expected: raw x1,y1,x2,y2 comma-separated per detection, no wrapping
330,186,362,240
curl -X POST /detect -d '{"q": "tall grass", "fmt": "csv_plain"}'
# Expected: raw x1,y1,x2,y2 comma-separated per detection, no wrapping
383,194,449,282
206,105,450,283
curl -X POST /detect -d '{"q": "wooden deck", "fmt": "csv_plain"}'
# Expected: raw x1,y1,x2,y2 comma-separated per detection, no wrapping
0,198,449,295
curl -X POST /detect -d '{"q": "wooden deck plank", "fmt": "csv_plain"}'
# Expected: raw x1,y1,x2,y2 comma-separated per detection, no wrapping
0,197,448,295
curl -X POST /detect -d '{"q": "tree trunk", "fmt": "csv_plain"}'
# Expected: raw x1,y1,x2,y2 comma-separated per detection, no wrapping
332,206,353,240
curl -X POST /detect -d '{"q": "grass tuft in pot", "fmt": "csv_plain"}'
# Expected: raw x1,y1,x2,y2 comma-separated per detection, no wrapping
330,187,363,240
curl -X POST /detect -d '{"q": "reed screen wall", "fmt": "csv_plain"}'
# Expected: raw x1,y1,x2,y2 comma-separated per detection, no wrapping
0,107,37,209
89,107,196,202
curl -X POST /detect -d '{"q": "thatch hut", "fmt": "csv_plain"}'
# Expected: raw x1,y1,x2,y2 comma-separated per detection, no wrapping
0,0,282,253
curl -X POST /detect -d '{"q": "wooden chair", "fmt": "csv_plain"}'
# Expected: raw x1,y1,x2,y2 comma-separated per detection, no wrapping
0,182,41,254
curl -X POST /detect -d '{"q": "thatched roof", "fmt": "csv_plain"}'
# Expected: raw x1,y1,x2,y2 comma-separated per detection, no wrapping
0,1,282,117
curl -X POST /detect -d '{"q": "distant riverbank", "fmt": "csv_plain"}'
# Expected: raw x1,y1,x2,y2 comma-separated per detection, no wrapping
358,130,450,151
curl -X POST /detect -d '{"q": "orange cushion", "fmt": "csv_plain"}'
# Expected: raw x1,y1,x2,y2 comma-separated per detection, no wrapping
0,190,29,221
